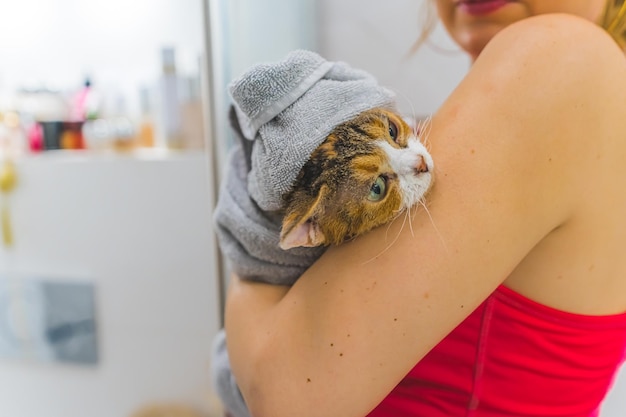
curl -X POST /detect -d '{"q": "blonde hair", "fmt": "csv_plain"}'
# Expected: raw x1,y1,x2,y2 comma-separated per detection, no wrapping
600,0,626,49
409,1,439,54
412,0,626,52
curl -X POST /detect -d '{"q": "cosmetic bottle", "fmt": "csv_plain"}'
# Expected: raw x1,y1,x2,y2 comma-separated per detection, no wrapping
158,47,183,149
136,87,155,148
178,58,205,150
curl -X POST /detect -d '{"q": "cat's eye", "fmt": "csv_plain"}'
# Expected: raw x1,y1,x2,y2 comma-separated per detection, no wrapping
388,120,398,142
368,176,387,202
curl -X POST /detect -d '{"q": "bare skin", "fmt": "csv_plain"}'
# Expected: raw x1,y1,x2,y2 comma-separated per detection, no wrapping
225,13,626,417
435,0,607,60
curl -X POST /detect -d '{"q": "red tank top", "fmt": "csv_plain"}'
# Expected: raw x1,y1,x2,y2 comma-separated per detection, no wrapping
368,285,626,417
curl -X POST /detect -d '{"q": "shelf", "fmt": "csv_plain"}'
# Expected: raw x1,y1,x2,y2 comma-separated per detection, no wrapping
6,148,208,164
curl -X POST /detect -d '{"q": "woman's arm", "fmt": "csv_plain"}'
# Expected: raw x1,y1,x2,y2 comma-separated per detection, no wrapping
225,14,626,417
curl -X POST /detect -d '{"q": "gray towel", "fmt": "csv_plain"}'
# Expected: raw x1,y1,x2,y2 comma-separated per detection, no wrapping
211,50,396,417
214,106,326,286
211,330,251,417
231,49,396,212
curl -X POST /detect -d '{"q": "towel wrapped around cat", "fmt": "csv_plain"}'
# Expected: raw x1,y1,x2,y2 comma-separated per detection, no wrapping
211,50,411,417
215,49,396,285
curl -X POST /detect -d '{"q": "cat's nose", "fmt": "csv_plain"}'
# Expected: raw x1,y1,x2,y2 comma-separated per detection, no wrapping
414,156,429,174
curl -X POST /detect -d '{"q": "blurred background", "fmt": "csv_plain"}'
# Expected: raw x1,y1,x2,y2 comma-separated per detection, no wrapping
0,1,622,416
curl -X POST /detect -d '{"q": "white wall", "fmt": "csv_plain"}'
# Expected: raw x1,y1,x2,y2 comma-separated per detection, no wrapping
0,152,222,417
316,0,470,117
603,370,626,417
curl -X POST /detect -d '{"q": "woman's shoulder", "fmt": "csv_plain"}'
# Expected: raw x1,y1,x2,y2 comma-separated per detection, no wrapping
449,12,626,158
441,11,626,225
473,13,626,91
440,13,626,315
490,13,621,57
508,12,609,34
462,12,626,172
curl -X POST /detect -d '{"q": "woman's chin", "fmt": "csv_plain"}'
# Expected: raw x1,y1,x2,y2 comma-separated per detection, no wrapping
455,25,507,59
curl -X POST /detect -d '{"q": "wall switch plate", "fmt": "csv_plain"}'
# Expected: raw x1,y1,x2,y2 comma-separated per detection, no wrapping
0,276,98,366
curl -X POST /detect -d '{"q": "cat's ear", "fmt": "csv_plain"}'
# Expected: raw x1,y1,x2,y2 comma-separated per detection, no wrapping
280,186,328,250
279,219,325,250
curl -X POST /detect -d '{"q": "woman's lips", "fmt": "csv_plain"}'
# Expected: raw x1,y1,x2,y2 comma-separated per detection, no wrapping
456,0,511,16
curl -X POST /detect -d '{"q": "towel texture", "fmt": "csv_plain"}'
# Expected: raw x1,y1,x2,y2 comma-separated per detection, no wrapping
211,50,396,417
230,49,396,212
214,106,326,286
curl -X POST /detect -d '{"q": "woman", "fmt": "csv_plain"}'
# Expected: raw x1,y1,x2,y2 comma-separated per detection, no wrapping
224,1,626,416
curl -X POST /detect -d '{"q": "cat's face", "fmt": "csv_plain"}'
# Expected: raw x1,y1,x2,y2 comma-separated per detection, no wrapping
280,108,434,249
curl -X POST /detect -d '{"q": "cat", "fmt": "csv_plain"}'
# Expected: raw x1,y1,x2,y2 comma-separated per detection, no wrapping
279,107,434,250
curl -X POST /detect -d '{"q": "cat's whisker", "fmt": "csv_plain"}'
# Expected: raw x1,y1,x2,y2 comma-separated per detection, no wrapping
395,91,419,129
362,210,408,265
417,115,434,151
392,209,410,245
419,198,448,252
410,204,420,221
384,212,401,240
418,118,429,143
400,209,410,232
407,206,415,238
357,199,442,266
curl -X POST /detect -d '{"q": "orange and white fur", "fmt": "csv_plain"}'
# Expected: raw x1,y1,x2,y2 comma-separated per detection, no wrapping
279,108,434,249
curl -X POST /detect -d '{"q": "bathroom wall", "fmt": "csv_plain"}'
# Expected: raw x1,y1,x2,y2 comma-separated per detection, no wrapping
317,0,470,117
0,152,222,417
